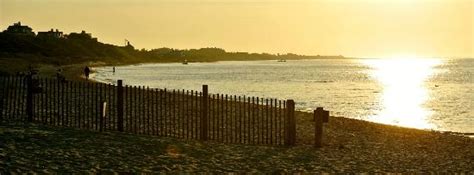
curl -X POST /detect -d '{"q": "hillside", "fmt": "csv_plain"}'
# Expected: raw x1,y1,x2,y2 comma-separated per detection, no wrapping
0,32,342,64
0,23,344,75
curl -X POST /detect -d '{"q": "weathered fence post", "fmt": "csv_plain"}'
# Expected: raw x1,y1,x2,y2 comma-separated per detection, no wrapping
285,99,295,146
117,80,124,132
100,101,107,132
314,107,323,147
0,77,4,123
26,75,33,122
314,107,329,148
200,85,209,141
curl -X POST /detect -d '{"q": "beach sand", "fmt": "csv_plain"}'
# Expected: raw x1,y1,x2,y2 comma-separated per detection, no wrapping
0,111,472,173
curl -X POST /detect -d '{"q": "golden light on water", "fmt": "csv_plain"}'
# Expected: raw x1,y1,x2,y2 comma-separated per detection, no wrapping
361,58,443,129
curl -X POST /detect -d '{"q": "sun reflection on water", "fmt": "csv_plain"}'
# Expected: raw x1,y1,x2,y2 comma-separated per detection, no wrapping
361,58,443,129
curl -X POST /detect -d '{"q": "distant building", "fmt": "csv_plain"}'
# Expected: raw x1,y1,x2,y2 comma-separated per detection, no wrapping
37,29,64,38
66,30,97,41
3,22,35,36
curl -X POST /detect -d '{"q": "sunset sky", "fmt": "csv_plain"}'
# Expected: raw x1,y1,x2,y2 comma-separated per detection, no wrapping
1,0,473,58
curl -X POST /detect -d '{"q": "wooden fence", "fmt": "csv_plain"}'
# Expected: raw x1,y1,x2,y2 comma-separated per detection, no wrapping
0,75,296,146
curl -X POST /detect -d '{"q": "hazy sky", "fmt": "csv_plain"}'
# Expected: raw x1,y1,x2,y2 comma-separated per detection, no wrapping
1,0,473,58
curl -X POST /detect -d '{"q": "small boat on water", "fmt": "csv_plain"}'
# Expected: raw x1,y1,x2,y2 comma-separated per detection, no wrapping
277,59,286,62
182,59,188,65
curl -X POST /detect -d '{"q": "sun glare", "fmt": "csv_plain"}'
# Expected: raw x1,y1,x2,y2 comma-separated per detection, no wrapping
361,58,443,129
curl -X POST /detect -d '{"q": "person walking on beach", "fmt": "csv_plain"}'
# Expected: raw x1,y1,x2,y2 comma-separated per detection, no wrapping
84,66,91,80
56,68,66,82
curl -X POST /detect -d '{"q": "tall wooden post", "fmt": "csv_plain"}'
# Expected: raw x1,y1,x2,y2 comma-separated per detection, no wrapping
314,107,324,147
26,75,33,122
117,80,124,132
0,77,4,123
200,85,209,141
314,107,329,147
285,99,295,146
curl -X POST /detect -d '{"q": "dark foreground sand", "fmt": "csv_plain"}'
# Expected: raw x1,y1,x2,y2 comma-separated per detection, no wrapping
1,111,473,173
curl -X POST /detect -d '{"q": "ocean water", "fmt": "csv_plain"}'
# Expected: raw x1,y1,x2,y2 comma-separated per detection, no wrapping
92,58,473,133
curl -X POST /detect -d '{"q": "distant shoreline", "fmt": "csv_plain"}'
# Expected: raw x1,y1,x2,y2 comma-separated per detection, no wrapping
0,56,351,81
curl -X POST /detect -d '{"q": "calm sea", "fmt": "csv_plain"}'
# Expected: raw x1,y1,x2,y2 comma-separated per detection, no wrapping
92,58,473,133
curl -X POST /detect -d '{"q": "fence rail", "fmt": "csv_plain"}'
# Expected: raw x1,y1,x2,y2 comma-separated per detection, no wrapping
0,75,297,146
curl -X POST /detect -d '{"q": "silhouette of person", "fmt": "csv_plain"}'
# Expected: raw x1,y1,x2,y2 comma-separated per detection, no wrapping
56,68,66,83
84,66,91,80
113,66,115,73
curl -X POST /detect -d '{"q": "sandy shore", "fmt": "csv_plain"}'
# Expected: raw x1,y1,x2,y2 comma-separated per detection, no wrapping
1,111,473,173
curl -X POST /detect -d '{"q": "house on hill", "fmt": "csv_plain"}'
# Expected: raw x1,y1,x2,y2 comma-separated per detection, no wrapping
66,30,98,41
37,29,64,38
3,22,35,36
